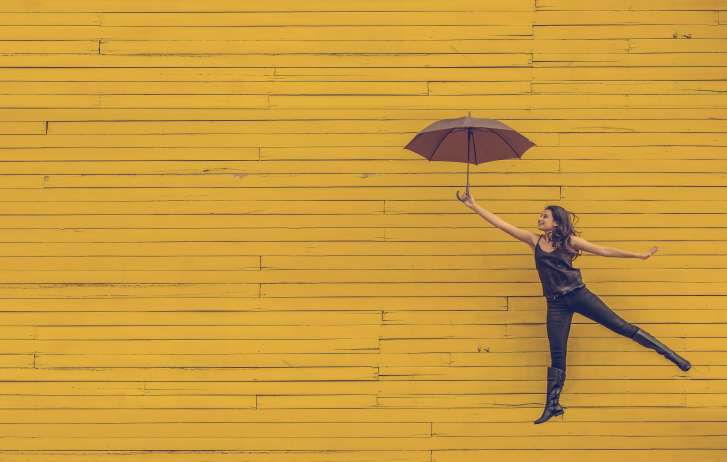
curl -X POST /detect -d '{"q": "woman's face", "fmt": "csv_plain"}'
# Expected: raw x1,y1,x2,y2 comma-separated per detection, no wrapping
538,209,557,232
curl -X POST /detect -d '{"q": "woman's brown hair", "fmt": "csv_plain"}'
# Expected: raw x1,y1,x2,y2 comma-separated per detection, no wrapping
544,205,582,261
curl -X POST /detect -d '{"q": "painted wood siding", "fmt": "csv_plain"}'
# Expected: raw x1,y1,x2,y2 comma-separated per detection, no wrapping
0,0,726,460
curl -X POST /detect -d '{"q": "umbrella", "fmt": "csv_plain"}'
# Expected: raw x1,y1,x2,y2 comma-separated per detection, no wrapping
404,112,536,202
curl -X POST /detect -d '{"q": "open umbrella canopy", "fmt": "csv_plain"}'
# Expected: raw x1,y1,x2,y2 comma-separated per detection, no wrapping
404,114,535,200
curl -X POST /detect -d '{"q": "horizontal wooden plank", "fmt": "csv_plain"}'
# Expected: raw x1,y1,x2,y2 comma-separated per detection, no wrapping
31,351,720,368
0,53,531,67
0,367,380,382
386,309,727,325
377,394,690,408
0,94,272,108
2,81,434,95
5,159,727,176
100,40,538,55
0,405,723,423
29,324,387,339
18,38,677,61
0,147,271,160
0,25,532,41
0,0,532,12
434,450,727,462
377,365,704,381
25,172,727,188
27,353,436,369
268,94,727,109
0,376,717,394
0,252,726,271
100,12,535,26
0,295,510,311
0,13,101,24
432,420,720,437
0,355,34,367
386,198,727,213
0,451,428,462
0,240,723,257
0,40,98,54
0,281,262,297
0,267,725,284
534,24,727,39
558,133,727,145
629,38,727,52
533,66,727,80
0,159,553,174
534,10,717,25
0,422,431,438
43,119,727,134
2,212,726,230
0,62,718,84
0,335,716,355
530,81,727,95
0,202,387,214
533,53,727,67
0,67,527,82
0,311,382,325
0,420,695,439
21,339,381,354
0,395,260,409
0,387,712,410
35,324,389,339
8,185,727,203
263,253,727,269
0,435,723,450
2,108,727,124
0,131,553,147
261,281,727,297
382,336,700,354
0,183,549,201
537,0,725,10
0,122,45,134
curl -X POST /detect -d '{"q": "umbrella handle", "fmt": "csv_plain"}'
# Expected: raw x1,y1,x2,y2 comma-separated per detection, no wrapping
456,188,470,203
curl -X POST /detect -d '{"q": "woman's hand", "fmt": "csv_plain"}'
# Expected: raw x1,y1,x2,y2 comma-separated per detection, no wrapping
459,190,476,209
640,246,658,260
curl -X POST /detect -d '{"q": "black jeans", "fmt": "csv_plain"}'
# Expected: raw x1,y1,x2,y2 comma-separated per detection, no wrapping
545,285,639,372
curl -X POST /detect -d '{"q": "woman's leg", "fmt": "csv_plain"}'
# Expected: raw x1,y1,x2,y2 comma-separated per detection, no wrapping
534,300,572,424
546,300,575,372
569,288,638,339
570,288,691,371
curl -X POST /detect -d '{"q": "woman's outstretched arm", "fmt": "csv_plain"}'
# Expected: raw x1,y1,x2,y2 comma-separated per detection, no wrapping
459,192,537,247
570,235,658,260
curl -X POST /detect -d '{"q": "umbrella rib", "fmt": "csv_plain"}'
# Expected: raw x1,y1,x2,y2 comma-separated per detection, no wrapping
489,128,519,157
471,128,478,165
429,128,457,161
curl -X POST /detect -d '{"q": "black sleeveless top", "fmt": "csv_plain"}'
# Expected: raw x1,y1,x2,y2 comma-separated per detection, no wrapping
534,234,585,299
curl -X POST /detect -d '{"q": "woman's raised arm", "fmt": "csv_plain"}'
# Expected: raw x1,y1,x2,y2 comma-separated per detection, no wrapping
460,192,538,247
570,235,658,260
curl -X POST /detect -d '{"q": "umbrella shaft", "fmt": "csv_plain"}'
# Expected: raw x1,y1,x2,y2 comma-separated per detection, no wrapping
466,128,471,192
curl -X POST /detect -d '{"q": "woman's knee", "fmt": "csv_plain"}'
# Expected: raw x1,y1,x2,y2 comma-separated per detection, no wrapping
623,322,639,338
550,350,567,371
551,359,566,371
612,317,639,338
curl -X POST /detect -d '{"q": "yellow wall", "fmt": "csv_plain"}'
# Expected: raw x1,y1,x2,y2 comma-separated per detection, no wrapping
0,0,725,460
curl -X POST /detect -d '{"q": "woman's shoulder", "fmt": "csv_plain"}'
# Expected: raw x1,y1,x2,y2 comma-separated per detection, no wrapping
533,233,543,248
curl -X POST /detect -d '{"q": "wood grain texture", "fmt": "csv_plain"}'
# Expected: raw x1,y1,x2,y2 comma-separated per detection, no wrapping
0,0,725,461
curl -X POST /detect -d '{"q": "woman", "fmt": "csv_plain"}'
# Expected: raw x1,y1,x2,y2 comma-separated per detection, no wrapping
459,192,691,425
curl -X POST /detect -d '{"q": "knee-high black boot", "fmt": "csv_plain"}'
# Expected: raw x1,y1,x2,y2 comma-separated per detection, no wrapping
533,366,566,424
630,327,691,372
